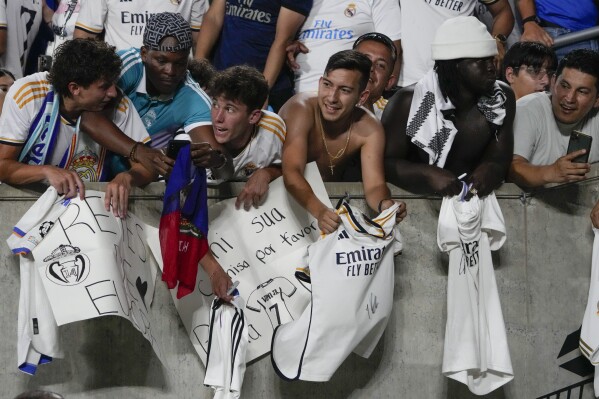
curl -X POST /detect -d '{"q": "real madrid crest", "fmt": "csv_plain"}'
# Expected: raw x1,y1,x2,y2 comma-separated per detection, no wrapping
344,3,357,18
44,244,91,286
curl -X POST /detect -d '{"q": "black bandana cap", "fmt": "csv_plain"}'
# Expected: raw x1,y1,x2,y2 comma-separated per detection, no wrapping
143,12,192,52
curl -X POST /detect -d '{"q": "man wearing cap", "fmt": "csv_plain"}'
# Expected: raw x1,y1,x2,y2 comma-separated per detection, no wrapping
352,32,397,120
383,16,515,197
83,12,232,177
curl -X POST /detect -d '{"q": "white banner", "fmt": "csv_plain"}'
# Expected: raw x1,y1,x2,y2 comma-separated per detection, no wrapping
160,162,332,364
32,191,164,363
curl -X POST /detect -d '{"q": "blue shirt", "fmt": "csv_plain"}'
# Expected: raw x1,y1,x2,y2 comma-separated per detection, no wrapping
213,0,312,92
537,0,598,31
118,47,213,149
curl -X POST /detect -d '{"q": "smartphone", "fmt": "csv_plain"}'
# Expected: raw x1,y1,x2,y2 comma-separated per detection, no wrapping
567,130,593,163
166,139,190,159
37,55,52,72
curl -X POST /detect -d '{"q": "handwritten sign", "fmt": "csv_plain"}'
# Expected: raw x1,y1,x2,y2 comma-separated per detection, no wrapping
161,162,332,364
32,192,164,363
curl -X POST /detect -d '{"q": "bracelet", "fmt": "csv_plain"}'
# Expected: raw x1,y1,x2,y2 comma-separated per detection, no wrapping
212,150,227,170
128,142,141,163
378,198,392,213
522,15,540,25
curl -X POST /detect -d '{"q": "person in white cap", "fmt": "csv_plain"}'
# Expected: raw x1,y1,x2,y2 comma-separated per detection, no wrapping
382,16,515,198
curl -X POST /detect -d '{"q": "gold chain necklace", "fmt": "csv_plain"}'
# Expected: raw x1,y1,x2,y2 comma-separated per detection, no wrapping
316,109,353,176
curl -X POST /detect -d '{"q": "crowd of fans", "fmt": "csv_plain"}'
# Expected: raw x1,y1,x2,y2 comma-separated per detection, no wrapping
0,0,598,344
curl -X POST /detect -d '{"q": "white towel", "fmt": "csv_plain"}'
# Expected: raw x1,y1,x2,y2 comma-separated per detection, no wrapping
438,193,513,395
406,69,507,168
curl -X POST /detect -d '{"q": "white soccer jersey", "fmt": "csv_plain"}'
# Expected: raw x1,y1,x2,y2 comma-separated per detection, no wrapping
437,193,513,395
232,110,285,180
46,0,81,57
204,296,248,399
75,0,206,51
581,228,599,397
6,187,70,374
271,201,401,382
0,0,42,78
398,0,481,86
294,0,401,93
247,277,297,328
373,97,387,120
0,72,150,182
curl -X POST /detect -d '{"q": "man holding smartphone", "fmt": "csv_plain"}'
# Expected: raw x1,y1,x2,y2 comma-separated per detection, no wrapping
509,49,599,188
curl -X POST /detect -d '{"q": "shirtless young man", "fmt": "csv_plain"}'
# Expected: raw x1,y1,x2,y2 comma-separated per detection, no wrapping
383,17,516,198
281,50,406,234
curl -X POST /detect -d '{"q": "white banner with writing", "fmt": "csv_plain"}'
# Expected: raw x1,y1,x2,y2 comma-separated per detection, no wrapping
32,192,164,363
159,162,332,364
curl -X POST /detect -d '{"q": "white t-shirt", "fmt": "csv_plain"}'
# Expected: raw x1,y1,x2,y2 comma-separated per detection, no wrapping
46,0,81,56
399,0,481,87
513,92,599,165
0,0,42,78
0,72,150,182
75,0,207,51
294,0,401,93
232,110,285,179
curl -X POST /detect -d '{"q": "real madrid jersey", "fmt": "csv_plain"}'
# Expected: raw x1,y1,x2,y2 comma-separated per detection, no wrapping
75,0,207,51
0,0,42,78
294,0,401,93
232,110,285,179
0,72,150,182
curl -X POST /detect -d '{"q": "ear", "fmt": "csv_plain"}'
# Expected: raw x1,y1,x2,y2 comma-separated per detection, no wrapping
358,88,370,107
140,46,148,63
67,82,80,97
550,73,558,93
248,109,262,124
505,67,516,84
385,73,397,91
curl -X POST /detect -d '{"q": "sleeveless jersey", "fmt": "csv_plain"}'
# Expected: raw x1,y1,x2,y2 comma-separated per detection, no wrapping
271,200,401,381
437,193,513,395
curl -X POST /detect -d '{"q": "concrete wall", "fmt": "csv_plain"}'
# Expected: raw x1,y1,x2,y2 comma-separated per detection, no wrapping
1,172,599,399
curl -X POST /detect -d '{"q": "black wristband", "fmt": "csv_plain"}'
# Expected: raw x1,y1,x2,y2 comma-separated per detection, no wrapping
522,15,540,25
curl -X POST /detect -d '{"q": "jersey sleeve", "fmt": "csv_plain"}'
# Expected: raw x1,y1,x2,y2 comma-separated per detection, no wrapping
372,0,401,41
182,76,213,132
281,0,313,17
117,48,143,95
278,277,297,298
190,0,208,31
246,290,261,312
0,80,39,146
74,0,107,36
114,96,151,145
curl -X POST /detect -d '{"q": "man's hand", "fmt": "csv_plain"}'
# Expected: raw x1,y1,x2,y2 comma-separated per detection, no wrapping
190,142,227,169
380,199,408,224
135,145,172,176
286,40,309,70
591,201,599,229
520,22,553,47
105,172,133,218
466,164,504,199
209,266,233,302
235,169,271,210
549,150,591,183
429,169,463,197
317,206,340,234
43,165,85,200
